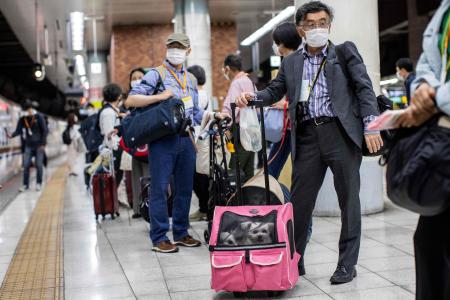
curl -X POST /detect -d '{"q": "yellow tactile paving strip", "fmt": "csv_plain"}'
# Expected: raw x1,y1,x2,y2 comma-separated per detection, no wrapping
0,166,67,300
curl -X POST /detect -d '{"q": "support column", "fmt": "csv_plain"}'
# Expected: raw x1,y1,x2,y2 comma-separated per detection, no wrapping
174,0,213,97
293,0,384,216
407,0,429,63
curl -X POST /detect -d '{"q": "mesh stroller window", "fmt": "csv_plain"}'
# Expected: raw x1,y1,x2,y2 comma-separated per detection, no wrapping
217,210,278,246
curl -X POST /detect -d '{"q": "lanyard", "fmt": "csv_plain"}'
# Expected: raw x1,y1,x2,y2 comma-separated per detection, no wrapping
24,116,35,129
163,64,187,92
307,57,327,102
440,12,450,84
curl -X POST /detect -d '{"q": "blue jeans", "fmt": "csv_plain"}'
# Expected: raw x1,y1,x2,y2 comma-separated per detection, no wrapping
268,132,291,179
23,146,44,187
148,135,195,244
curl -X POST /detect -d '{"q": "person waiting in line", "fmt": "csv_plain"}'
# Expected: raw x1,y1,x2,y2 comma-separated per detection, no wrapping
126,33,227,253
236,1,382,284
396,57,416,105
66,113,81,176
187,65,212,222
98,83,126,188
267,22,302,179
221,54,256,183
396,0,450,299
7,101,48,192
126,68,150,219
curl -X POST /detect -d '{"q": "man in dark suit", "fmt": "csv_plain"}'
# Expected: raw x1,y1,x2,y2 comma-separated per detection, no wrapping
236,1,382,284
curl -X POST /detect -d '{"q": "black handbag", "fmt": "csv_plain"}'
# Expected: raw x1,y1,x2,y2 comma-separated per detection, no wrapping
121,76,186,148
380,114,450,216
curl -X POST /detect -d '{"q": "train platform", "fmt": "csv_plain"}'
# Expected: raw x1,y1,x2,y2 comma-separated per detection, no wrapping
0,156,418,300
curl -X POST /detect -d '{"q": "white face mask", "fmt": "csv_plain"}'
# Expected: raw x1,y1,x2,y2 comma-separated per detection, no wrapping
166,48,187,65
130,79,141,88
396,72,405,81
304,28,329,48
272,43,281,56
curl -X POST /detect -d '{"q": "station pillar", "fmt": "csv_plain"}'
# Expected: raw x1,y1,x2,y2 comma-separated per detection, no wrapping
173,0,213,97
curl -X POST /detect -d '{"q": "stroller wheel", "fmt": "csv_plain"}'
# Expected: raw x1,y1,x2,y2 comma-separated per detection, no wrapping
233,292,246,298
203,230,210,244
267,291,283,297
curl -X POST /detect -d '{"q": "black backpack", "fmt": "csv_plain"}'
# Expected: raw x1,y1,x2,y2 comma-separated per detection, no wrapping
79,113,103,153
62,127,72,145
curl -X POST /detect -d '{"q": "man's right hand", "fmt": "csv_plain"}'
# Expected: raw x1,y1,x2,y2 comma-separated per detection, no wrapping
235,92,255,108
159,89,174,101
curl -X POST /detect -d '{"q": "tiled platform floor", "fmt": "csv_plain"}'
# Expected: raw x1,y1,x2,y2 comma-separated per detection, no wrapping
1,156,418,300
62,165,417,300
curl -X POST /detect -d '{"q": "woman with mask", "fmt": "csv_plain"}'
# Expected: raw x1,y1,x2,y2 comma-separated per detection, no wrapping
268,22,302,179
126,68,150,219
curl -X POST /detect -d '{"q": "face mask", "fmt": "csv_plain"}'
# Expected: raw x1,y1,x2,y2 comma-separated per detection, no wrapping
166,48,187,65
272,43,281,56
223,70,230,81
396,72,405,81
130,79,141,88
304,28,329,48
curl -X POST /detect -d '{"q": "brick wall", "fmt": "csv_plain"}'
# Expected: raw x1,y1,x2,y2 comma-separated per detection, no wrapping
211,23,238,106
110,24,173,92
110,23,237,100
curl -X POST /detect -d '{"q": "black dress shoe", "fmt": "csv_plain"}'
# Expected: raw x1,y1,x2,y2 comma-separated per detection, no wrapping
132,213,142,219
330,265,357,284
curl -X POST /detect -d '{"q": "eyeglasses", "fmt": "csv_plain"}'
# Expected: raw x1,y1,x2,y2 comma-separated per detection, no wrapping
167,43,188,50
300,20,330,31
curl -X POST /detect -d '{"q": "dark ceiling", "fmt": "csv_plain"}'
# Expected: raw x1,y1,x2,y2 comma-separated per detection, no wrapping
0,10,66,117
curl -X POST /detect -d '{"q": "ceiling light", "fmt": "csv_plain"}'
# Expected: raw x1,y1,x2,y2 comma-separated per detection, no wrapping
90,62,102,74
70,11,85,51
75,54,86,76
241,6,295,46
380,78,399,86
33,64,45,81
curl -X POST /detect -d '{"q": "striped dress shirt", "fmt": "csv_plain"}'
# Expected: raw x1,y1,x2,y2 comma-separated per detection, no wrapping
300,46,376,132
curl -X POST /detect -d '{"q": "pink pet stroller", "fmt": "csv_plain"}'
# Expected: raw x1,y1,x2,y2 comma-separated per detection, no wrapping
209,100,300,297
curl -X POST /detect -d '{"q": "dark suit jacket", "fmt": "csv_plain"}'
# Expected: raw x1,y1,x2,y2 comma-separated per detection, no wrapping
256,41,379,159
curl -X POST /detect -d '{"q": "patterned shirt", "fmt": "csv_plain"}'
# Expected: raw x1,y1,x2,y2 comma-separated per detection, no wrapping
128,60,203,126
300,45,376,133
300,45,334,120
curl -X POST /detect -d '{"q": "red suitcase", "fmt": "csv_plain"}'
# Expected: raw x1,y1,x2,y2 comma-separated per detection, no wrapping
92,172,120,220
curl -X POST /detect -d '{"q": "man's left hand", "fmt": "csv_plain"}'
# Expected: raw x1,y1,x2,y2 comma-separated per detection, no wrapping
364,133,383,154
396,106,438,128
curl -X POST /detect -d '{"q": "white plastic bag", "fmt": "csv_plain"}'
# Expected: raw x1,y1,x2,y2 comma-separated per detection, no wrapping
239,107,262,152
120,151,132,171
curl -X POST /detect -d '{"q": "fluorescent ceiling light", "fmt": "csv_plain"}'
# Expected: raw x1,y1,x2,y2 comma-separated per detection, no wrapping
380,78,399,86
70,11,85,51
241,6,295,46
75,55,86,76
90,62,102,74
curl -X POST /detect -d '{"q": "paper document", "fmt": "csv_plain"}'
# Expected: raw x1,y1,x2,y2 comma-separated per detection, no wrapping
368,110,405,131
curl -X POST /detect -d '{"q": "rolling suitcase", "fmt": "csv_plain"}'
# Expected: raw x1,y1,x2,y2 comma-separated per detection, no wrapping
209,100,300,297
139,176,174,223
92,151,120,220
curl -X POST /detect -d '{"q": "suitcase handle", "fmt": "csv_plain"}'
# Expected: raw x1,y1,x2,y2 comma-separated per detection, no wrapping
230,99,271,206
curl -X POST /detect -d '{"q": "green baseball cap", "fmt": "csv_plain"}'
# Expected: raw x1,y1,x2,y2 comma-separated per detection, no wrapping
166,32,190,48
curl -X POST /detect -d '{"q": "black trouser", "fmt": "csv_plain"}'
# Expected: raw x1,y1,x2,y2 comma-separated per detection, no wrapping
193,172,209,213
292,119,362,269
414,208,450,300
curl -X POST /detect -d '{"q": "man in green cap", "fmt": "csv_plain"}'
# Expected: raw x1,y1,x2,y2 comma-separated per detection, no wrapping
127,33,224,253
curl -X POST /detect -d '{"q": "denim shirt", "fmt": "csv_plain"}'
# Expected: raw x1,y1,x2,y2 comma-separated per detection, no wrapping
413,0,450,115
129,60,204,126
